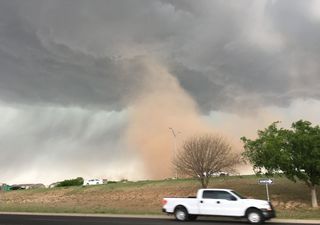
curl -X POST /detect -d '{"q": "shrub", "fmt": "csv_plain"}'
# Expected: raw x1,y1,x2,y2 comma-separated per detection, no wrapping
56,177,84,187
107,181,117,184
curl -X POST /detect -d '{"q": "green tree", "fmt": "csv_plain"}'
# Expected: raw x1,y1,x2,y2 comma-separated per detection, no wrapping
241,120,320,208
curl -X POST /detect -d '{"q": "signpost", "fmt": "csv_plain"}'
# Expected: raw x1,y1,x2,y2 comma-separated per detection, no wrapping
258,178,273,201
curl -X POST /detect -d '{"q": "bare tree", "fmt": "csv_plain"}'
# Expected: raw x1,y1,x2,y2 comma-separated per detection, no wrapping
173,134,241,188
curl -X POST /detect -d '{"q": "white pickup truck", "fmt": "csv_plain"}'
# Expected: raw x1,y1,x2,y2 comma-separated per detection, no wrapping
162,188,275,224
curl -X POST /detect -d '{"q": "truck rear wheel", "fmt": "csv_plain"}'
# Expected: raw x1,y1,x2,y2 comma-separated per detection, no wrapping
174,206,189,221
246,209,263,224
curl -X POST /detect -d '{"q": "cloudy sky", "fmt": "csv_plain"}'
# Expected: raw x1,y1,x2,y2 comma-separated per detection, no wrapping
1,0,320,185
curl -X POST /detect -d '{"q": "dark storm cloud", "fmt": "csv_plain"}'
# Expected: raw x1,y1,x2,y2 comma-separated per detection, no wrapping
0,0,149,110
1,0,320,183
164,0,320,111
0,0,319,112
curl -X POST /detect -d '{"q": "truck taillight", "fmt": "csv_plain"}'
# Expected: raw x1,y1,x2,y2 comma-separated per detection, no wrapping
162,199,167,205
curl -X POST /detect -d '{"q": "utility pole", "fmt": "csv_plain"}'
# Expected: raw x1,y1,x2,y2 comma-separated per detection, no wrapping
169,127,180,179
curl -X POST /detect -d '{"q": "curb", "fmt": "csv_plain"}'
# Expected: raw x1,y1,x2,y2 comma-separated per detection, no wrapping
0,212,169,219
0,212,320,224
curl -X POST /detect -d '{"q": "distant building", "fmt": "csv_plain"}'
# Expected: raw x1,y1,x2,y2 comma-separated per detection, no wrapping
11,183,45,190
0,183,11,191
103,179,108,184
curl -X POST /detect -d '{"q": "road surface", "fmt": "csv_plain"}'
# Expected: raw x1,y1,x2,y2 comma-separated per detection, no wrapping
0,214,318,225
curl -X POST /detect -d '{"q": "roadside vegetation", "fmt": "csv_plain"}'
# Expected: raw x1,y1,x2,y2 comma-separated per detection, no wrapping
56,177,84,187
0,175,319,219
242,120,320,208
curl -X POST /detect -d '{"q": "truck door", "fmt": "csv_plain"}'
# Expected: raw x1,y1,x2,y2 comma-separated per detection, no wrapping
199,190,242,216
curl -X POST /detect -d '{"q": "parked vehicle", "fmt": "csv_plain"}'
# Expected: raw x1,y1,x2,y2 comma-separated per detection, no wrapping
162,188,275,224
83,179,103,186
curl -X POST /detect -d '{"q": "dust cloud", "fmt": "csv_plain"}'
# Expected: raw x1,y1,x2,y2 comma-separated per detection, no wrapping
125,59,214,179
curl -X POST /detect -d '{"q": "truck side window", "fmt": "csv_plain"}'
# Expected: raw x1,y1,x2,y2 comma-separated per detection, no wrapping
202,191,218,199
203,191,235,200
216,191,235,200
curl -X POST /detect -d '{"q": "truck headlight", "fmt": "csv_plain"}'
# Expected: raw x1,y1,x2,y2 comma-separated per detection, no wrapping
261,203,272,211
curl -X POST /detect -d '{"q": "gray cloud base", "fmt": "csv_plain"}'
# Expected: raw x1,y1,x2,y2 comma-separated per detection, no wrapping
1,0,320,111
1,0,320,183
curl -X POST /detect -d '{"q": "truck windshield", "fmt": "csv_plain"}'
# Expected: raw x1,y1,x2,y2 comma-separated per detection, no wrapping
230,191,246,199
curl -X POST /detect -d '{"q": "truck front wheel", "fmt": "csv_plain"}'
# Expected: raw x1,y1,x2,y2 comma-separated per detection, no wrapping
246,209,263,224
174,206,189,221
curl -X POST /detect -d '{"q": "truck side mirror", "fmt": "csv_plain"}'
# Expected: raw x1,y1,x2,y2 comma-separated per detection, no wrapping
230,196,237,201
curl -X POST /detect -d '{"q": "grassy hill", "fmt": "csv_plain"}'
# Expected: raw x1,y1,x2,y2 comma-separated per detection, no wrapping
0,175,319,219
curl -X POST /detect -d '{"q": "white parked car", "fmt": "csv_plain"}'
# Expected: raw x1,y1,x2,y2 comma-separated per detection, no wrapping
162,188,275,224
83,179,103,186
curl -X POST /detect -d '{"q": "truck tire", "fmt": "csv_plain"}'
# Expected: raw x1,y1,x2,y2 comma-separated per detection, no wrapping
174,206,189,221
246,209,263,224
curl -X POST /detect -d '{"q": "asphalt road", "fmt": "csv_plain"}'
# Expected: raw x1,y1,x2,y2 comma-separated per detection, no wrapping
0,214,318,225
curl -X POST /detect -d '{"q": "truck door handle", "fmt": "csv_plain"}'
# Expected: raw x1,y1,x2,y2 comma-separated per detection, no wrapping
200,200,203,203
216,201,220,204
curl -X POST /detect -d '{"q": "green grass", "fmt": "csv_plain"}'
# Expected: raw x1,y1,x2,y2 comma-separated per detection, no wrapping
277,209,320,219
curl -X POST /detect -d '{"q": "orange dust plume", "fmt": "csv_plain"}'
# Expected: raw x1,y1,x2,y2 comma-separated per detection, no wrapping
125,58,214,179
